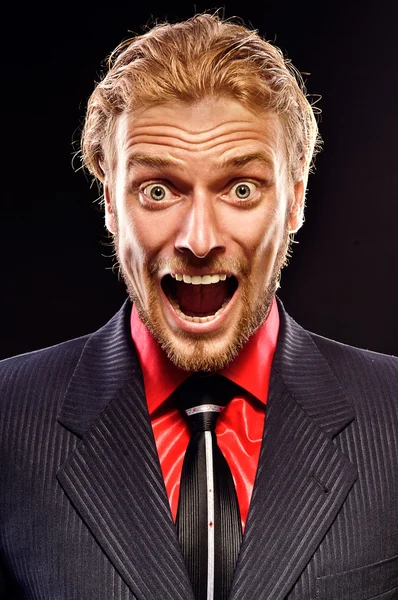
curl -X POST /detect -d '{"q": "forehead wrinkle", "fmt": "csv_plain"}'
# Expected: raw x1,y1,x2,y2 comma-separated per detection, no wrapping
125,133,274,155
128,119,255,139
126,123,265,149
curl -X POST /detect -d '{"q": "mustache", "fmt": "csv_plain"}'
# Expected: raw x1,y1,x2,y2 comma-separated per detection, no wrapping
147,255,250,276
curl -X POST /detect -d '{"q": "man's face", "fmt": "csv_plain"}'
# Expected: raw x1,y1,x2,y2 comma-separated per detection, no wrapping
104,98,304,371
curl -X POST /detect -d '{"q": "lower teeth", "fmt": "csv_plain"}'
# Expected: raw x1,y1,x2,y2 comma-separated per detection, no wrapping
171,300,230,322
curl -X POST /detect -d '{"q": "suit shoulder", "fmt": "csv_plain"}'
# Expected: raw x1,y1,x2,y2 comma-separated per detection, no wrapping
0,333,90,370
0,335,90,400
309,331,398,398
310,330,397,366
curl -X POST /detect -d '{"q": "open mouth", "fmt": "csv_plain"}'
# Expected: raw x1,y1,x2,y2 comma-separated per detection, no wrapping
161,273,239,323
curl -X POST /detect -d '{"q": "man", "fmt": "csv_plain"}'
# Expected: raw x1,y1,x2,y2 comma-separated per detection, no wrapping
0,13,397,600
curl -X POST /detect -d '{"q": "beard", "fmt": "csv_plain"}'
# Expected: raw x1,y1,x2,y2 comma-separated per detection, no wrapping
113,225,291,373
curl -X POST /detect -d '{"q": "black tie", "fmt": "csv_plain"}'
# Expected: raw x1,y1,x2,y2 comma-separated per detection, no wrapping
176,374,242,600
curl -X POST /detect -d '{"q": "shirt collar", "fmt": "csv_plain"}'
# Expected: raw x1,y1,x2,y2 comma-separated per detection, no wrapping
130,297,280,415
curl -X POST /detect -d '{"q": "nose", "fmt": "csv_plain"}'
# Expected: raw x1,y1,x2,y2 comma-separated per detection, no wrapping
174,194,225,259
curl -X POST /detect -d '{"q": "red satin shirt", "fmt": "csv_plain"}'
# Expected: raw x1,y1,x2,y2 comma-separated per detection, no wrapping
130,298,279,530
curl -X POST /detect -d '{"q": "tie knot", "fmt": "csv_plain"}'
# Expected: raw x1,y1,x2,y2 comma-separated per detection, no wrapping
185,403,223,432
176,374,238,433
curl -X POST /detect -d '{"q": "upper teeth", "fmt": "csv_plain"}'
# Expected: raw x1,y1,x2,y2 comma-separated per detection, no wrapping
171,273,228,284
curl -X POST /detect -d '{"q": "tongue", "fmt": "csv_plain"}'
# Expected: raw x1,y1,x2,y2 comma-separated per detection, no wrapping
175,281,228,316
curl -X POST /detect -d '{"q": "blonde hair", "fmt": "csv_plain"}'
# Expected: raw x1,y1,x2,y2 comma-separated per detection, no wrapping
81,13,321,186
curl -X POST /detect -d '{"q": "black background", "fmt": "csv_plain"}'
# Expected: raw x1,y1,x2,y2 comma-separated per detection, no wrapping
2,1,397,359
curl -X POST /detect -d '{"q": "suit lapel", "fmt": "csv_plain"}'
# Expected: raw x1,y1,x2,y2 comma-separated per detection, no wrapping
230,303,358,600
57,301,194,600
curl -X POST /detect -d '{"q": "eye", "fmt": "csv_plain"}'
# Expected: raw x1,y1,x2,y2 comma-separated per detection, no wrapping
142,183,170,202
231,181,257,200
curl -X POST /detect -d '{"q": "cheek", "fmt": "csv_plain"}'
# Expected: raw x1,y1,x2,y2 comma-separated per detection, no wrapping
116,207,173,271
114,207,146,274
117,218,142,261
233,205,286,259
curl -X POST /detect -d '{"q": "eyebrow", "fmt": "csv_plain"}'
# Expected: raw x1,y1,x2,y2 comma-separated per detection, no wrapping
126,152,181,170
126,150,274,171
218,152,274,170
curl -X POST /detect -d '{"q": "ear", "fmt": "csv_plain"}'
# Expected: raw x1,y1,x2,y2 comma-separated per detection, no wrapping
104,181,117,234
288,178,306,233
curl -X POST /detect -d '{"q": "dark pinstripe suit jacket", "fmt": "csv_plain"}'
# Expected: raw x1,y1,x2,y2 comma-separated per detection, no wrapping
0,300,397,600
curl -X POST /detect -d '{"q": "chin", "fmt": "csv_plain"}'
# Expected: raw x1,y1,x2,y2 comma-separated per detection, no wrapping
155,329,246,372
